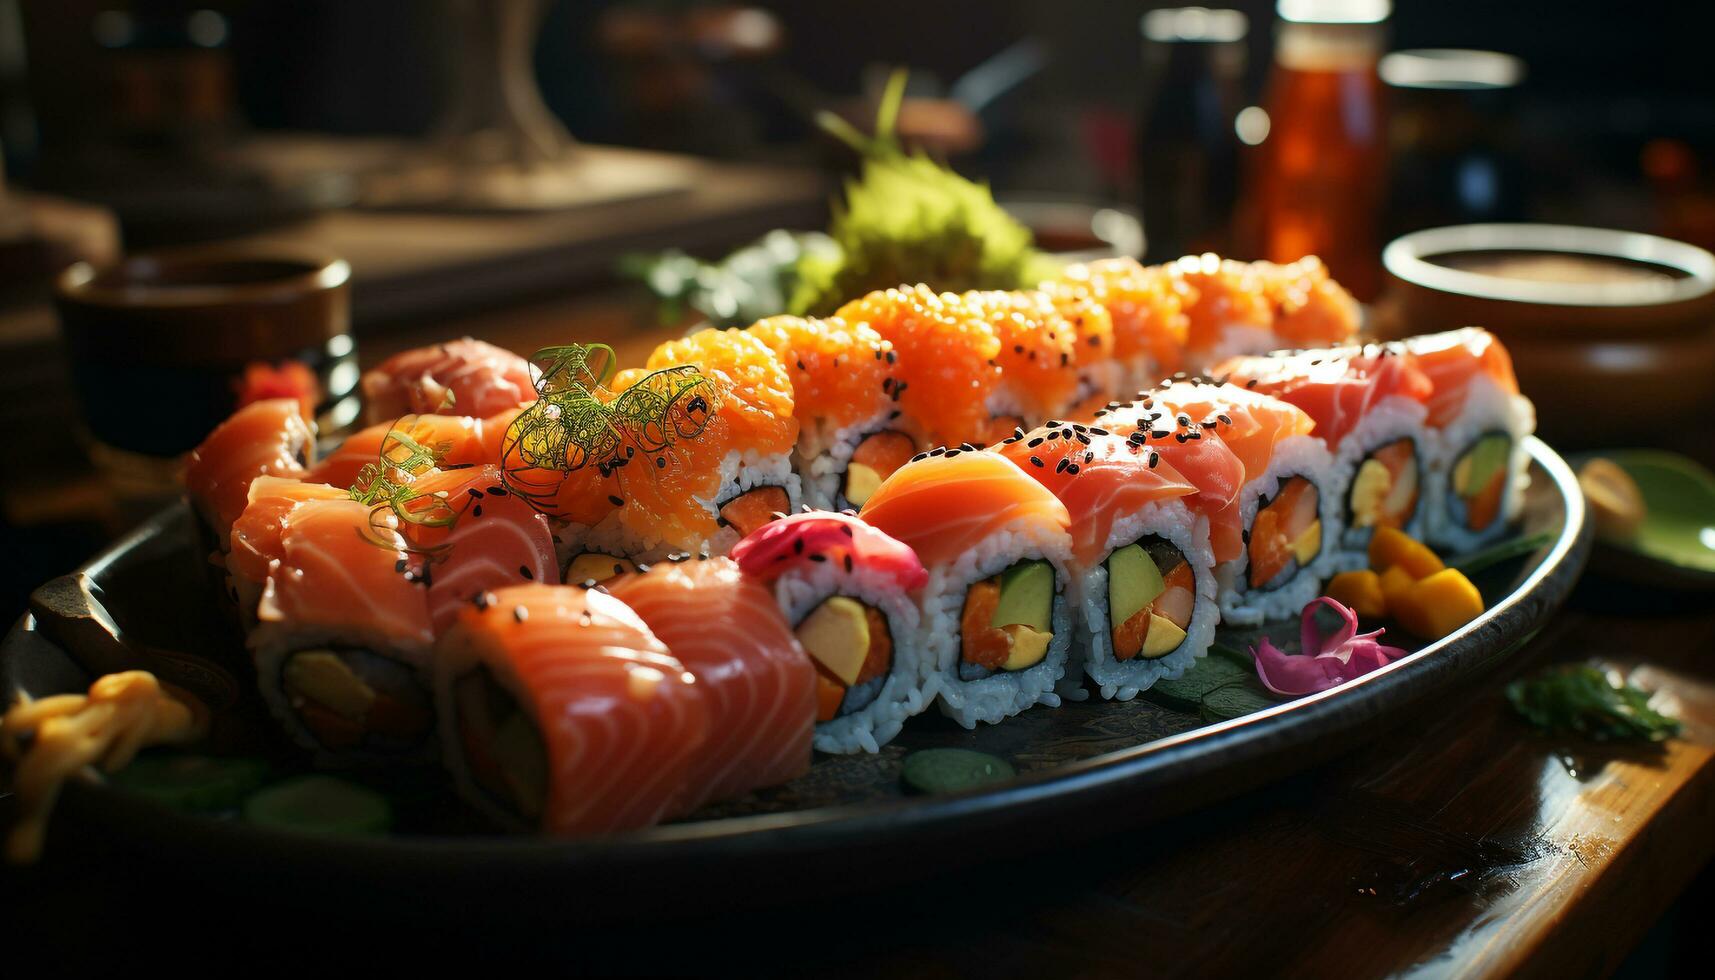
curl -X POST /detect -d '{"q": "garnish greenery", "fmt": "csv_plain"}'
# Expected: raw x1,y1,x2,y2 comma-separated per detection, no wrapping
349,416,459,553
1147,644,1279,722
1450,530,1557,577
1506,664,1680,743
499,343,720,515
623,69,1057,324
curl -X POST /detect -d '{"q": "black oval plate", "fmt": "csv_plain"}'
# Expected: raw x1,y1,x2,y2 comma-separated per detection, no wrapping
2,438,1590,915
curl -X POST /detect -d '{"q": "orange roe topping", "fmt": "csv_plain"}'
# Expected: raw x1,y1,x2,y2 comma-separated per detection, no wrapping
1047,258,1190,374
1169,253,1274,355
746,315,893,431
643,328,798,457
836,285,1003,449
961,290,1081,430
1258,255,1360,348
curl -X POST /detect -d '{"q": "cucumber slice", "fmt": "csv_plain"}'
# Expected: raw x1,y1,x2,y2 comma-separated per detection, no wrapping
110,754,271,813
901,748,1016,795
243,775,393,835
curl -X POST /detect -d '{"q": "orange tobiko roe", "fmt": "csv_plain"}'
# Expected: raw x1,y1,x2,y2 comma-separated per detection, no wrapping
836,285,1002,449
1168,253,1275,355
745,315,894,431
1259,255,1361,348
961,290,1082,430
1047,258,1190,375
642,328,799,456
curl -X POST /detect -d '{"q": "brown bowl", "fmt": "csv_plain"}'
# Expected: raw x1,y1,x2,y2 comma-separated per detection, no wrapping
1374,224,1715,448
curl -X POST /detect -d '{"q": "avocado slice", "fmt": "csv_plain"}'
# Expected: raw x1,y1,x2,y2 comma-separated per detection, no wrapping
796,597,871,686
1140,613,1187,658
1456,435,1510,496
992,560,1054,633
1107,543,1166,629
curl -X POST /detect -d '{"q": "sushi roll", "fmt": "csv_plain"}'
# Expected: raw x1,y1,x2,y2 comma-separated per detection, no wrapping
250,497,437,763
960,289,1082,435
227,476,347,623
390,463,560,634
858,449,1075,727
1214,345,1437,565
1397,328,1535,551
579,328,801,561
308,411,512,489
1255,255,1362,351
1045,258,1191,390
835,285,1005,450
184,398,316,558
994,423,1215,700
1140,380,1336,625
731,511,931,754
745,315,909,510
606,555,816,803
433,583,709,835
1169,254,1278,368
360,337,538,424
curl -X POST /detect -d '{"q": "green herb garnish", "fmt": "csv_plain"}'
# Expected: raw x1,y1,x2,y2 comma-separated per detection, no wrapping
349,416,459,553
1450,530,1556,576
621,231,839,329
790,69,1057,316
499,343,720,515
1146,645,1280,721
1506,664,1680,743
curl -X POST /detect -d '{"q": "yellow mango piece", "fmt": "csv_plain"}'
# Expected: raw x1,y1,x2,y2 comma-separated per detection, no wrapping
1367,526,1444,579
1394,568,1485,640
1291,520,1323,565
284,651,376,721
796,597,871,686
1000,624,1054,671
1379,565,1417,613
1326,570,1386,620
843,462,884,507
565,552,636,585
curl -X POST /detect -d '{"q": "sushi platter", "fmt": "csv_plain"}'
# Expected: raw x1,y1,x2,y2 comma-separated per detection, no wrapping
2,255,1592,909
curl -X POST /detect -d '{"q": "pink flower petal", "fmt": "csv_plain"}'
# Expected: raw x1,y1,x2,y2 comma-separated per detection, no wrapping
1251,597,1411,697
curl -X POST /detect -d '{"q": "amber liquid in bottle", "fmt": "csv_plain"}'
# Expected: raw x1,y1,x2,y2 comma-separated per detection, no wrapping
1241,20,1388,298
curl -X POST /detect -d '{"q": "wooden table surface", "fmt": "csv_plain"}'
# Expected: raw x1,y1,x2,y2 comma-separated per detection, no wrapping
9,294,1715,975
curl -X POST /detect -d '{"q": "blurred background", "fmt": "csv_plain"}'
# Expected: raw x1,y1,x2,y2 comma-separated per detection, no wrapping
3,0,1714,611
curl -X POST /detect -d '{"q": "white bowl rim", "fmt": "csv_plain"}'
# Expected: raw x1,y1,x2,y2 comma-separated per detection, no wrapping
1382,223,1715,308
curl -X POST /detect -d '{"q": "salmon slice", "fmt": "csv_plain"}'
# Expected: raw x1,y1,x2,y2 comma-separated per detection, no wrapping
361,338,537,424
256,498,433,653
185,399,315,546
437,584,709,836
857,450,1071,569
1398,328,1520,428
228,476,347,601
606,557,814,809
397,464,559,635
1101,389,1250,563
845,431,918,506
995,425,1198,568
309,414,500,489
1213,345,1435,449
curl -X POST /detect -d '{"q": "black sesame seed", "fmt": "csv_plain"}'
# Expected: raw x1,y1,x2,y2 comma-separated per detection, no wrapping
809,553,828,563
1055,457,1069,473
1148,454,1160,468
794,539,804,554
1218,414,1232,425
1029,456,1044,467
656,456,666,469
520,565,534,580
1066,463,1080,475
608,495,625,507
473,504,483,517
486,486,508,496
844,554,855,572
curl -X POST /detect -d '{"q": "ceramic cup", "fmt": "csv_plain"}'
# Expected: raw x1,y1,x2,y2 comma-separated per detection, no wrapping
54,247,357,508
1374,223,1715,448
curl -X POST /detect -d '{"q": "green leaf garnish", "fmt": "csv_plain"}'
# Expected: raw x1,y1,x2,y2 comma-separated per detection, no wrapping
1506,664,1680,743
1450,530,1556,576
1145,646,1281,722
348,416,460,555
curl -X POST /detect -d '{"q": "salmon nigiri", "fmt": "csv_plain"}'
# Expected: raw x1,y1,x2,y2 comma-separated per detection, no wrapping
434,584,709,836
859,448,1071,570
361,337,537,424
606,556,814,808
227,475,347,619
185,398,315,551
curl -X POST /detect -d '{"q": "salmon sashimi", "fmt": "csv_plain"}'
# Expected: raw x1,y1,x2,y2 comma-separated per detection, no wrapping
1258,256,1361,349
395,464,559,635
184,398,315,549
858,449,1071,569
746,315,898,455
309,413,502,489
360,337,538,424
1099,389,1250,563
1397,328,1520,428
1146,379,1316,480
835,285,1003,449
606,556,814,809
604,328,799,549
254,498,434,654
227,476,347,613
435,584,709,835
1213,346,1435,449
994,424,1198,568
961,290,1082,434
1046,258,1190,378
1168,253,1276,361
